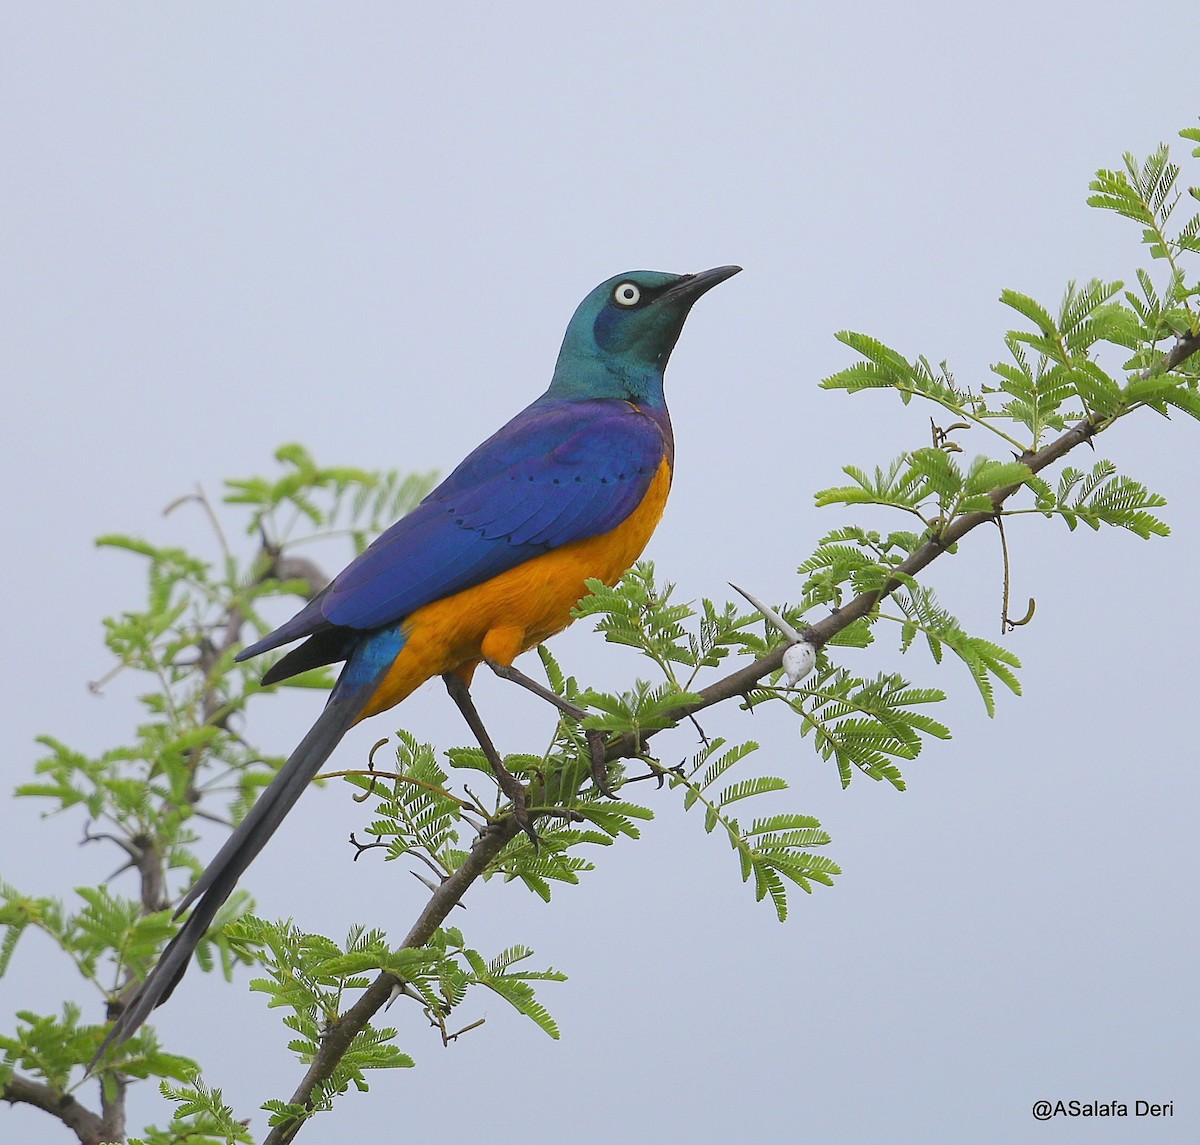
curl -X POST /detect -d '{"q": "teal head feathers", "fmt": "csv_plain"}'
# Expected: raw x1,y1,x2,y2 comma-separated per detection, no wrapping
547,266,741,405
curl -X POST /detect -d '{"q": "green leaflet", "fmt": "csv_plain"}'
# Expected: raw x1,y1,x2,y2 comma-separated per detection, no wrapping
665,738,839,921
1048,462,1169,537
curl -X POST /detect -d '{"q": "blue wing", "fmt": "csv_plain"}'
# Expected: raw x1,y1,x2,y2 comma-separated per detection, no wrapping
238,397,669,665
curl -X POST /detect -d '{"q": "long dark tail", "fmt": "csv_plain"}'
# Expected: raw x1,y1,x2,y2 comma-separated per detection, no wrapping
91,684,371,1065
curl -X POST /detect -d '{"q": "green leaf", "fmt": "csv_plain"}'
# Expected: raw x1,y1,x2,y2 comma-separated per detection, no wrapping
908,447,963,501
1050,462,1169,537
1000,289,1059,338
888,587,1021,717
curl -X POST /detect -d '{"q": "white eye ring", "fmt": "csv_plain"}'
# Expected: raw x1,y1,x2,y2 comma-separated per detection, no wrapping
613,282,641,307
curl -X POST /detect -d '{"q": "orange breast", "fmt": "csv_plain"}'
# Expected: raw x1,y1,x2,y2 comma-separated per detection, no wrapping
357,458,673,719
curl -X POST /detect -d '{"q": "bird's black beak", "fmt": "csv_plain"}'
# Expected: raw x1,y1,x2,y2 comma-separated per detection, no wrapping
656,264,742,306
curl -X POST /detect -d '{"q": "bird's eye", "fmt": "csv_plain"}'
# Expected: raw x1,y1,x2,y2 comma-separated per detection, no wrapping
612,282,641,307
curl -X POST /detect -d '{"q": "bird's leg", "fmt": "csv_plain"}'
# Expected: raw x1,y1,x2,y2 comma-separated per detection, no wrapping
442,673,538,846
484,658,616,799
484,659,586,717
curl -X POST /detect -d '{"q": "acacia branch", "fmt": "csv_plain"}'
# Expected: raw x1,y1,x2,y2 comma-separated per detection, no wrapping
607,329,1200,756
85,524,337,1142
262,817,520,1145
2,1072,105,1145
263,333,1200,1143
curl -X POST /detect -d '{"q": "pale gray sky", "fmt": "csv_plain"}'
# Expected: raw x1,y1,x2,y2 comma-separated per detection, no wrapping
3,4,1198,1143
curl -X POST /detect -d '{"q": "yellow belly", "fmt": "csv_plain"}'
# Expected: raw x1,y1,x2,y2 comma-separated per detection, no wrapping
357,458,672,720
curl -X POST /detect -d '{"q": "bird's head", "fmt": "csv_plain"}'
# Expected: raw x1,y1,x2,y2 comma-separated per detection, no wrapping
547,266,741,405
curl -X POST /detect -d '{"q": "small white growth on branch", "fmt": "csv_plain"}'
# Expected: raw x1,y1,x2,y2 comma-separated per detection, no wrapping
728,583,816,685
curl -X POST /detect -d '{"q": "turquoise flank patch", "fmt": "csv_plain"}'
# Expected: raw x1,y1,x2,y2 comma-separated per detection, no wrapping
341,624,407,694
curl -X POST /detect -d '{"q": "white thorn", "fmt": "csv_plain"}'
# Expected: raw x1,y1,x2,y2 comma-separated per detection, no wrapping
729,582,805,643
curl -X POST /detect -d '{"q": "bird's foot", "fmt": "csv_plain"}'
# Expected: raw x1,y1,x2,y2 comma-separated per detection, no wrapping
632,757,685,789
587,729,617,799
506,782,539,848
486,755,538,847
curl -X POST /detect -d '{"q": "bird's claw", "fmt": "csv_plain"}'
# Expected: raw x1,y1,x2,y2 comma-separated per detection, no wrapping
510,787,540,849
587,730,617,799
646,758,685,789
490,766,539,847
